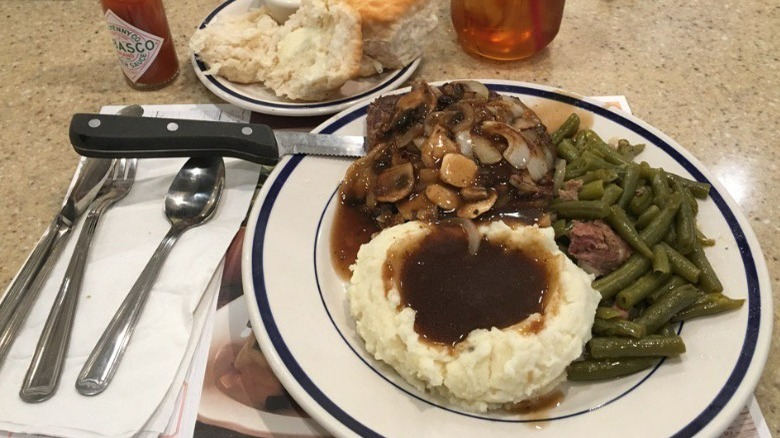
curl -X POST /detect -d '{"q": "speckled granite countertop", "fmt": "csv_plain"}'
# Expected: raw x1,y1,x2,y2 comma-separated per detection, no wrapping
0,0,777,433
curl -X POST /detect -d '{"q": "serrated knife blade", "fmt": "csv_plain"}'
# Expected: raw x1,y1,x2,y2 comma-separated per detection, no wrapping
69,113,366,165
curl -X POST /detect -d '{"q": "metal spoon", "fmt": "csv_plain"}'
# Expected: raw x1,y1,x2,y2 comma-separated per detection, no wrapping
75,157,225,396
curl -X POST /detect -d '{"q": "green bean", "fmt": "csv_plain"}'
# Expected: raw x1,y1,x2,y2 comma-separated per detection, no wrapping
550,200,610,219
656,323,677,337
567,357,658,381
592,143,631,166
618,140,645,160
592,254,652,299
565,158,588,179
688,240,723,293
646,275,687,304
638,161,657,180
671,293,745,322
639,192,682,246
581,129,606,145
664,227,677,245
553,158,566,194
606,205,654,259
592,318,647,338
617,163,641,210
601,184,624,205
615,270,671,310
551,113,580,145
635,284,701,334
552,219,567,238
628,185,654,215
671,180,696,255
589,336,686,358
651,169,671,202
678,182,699,215
579,179,605,200
579,168,620,184
659,242,701,283
581,150,616,171
652,244,671,274
667,173,711,199
696,228,716,247
557,138,580,162
596,306,628,320
635,204,661,230
574,129,589,151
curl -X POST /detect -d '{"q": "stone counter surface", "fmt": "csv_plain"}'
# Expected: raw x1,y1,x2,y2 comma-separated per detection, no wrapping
0,0,777,434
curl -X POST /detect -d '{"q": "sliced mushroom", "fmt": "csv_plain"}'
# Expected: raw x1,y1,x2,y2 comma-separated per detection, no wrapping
420,125,458,167
425,183,461,211
339,142,389,202
415,168,440,191
439,153,478,188
460,186,490,202
374,162,414,202
394,122,425,149
448,102,475,132
384,82,437,133
456,189,498,219
425,110,458,136
396,192,437,221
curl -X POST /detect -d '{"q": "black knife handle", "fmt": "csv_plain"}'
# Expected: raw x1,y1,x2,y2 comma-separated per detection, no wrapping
69,113,280,166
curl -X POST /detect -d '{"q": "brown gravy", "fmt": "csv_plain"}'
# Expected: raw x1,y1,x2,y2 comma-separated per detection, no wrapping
509,390,564,415
391,224,551,346
330,202,547,282
330,203,379,280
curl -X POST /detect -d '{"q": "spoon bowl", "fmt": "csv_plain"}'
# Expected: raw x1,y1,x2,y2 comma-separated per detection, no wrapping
165,158,225,228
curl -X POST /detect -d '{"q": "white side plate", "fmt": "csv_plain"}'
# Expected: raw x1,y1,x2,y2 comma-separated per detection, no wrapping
191,0,420,117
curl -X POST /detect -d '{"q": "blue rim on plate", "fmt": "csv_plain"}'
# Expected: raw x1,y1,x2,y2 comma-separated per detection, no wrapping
191,0,421,116
245,81,770,437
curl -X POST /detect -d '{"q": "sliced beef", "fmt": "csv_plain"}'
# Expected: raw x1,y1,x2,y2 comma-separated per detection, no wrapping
557,179,582,201
567,220,633,276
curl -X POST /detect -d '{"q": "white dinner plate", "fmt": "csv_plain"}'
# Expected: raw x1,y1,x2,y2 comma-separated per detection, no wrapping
241,80,773,437
191,0,421,117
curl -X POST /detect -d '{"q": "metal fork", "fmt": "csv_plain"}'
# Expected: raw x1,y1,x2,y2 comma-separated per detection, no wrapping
19,158,138,403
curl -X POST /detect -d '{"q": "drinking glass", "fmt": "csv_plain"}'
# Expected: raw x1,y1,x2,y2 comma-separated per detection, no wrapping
451,0,566,61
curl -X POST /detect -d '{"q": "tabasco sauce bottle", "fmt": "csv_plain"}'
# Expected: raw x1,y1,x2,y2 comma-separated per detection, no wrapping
100,0,180,90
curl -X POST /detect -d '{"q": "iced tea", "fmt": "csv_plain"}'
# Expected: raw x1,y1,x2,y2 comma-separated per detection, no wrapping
451,0,566,61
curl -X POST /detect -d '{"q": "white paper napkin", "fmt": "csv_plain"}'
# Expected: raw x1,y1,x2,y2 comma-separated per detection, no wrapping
0,105,260,437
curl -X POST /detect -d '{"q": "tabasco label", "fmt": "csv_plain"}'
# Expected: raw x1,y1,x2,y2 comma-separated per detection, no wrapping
105,10,164,82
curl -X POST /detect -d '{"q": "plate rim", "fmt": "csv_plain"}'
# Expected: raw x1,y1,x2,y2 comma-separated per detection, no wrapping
242,79,773,437
190,0,421,117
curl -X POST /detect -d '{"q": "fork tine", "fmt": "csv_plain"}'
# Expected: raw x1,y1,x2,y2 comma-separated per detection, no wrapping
124,159,137,181
106,160,120,181
113,159,126,180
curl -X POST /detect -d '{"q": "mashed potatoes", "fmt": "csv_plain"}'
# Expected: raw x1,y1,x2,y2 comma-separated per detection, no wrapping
347,220,600,412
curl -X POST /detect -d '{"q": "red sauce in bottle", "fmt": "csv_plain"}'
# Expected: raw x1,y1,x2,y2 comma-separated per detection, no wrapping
100,0,179,90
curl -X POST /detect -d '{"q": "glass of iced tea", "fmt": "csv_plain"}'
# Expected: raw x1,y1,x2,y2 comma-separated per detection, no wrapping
451,0,566,61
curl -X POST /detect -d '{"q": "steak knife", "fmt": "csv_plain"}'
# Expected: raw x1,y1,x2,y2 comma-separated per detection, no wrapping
69,113,367,165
